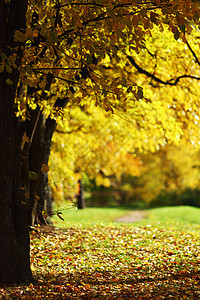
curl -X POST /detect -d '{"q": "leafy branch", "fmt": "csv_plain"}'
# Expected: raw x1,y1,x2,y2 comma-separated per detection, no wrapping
58,1,170,38
33,67,82,71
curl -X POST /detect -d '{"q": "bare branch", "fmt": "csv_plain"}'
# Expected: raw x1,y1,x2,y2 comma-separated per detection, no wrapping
185,39,200,66
127,55,200,86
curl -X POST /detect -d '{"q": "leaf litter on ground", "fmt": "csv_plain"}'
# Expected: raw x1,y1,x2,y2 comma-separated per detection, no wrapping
1,221,200,299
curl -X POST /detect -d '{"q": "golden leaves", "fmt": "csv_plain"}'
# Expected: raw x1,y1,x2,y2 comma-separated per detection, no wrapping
0,64,4,73
6,78,13,85
14,31,27,43
41,164,49,174
24,135,30,143
29,171,38,180
8,0,200,205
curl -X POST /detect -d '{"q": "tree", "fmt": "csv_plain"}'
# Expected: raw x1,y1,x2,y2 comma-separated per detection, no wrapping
49,104,144,204
127,142,200,205
48,22,200,205
1,0,200,284
0,0,33,284
76,179,85,209
22,0,200,223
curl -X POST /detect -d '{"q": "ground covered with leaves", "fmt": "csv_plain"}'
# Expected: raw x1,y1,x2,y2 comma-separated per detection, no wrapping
1,222,200,299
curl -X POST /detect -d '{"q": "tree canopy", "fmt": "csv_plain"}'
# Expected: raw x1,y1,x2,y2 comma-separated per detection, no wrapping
47,8,200,202
12,0,200,126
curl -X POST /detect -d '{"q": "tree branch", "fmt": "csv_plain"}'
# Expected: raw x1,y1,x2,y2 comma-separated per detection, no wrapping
58,2,170,39
185,39,200,66
55,126,83,134
127,55,200,86
33,67,82,71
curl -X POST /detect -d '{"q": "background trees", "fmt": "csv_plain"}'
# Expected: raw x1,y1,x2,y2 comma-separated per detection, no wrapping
19,0,200,221
48,20,200,209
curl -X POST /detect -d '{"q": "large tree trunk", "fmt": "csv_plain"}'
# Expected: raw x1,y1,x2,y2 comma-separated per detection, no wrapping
0,77,33,284
0,0,33,284
0,75,33,284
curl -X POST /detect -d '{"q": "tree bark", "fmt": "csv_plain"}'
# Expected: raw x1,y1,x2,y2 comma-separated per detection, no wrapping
0,74,33,284
77,179,86,209
0,0,33,284
28,97,69,226
28,113,54,226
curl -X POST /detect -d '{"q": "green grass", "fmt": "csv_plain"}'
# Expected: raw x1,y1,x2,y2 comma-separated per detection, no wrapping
138,205,200,226
51,205,200,228
51,206,131,227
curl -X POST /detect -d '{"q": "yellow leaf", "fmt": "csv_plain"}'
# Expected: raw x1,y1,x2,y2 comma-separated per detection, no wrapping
20,103,26,111
42,210,48,219
29,171,38,180
24,135,29,143
6,65,12,73
6,78,13,85
0,64,5,73
24,193,30,199
25,65,32,75
39,81,46,90
14,31,26,42
41,164,49,173
1,52,7,61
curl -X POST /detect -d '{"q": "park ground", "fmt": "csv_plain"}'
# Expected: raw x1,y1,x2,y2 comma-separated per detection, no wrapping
0,206,200,299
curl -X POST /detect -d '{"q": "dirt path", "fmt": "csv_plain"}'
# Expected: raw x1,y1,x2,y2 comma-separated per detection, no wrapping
115,210,147,223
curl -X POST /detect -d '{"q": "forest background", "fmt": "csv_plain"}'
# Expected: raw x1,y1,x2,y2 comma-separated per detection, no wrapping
49,13,200,212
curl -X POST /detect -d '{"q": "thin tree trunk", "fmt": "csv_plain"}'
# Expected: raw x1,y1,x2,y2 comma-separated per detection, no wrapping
77,179,86,209
28,97,69,226
28,113,53,226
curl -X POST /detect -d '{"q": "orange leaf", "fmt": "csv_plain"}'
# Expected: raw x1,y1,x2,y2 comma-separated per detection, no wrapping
41,164,49,173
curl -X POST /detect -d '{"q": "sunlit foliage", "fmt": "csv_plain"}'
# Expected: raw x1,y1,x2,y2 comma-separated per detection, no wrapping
133,142,200,202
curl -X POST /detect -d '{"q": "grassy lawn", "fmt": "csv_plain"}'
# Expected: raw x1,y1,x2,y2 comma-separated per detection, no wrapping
138,205,200,226
1,206,200,299
51,205,200,227
51,206,135,227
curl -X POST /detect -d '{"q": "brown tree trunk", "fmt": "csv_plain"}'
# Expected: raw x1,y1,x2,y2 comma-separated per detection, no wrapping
0,0,33,284
28,97,69,226
77,179,86,209
28,113,54,226
0,77,33,284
